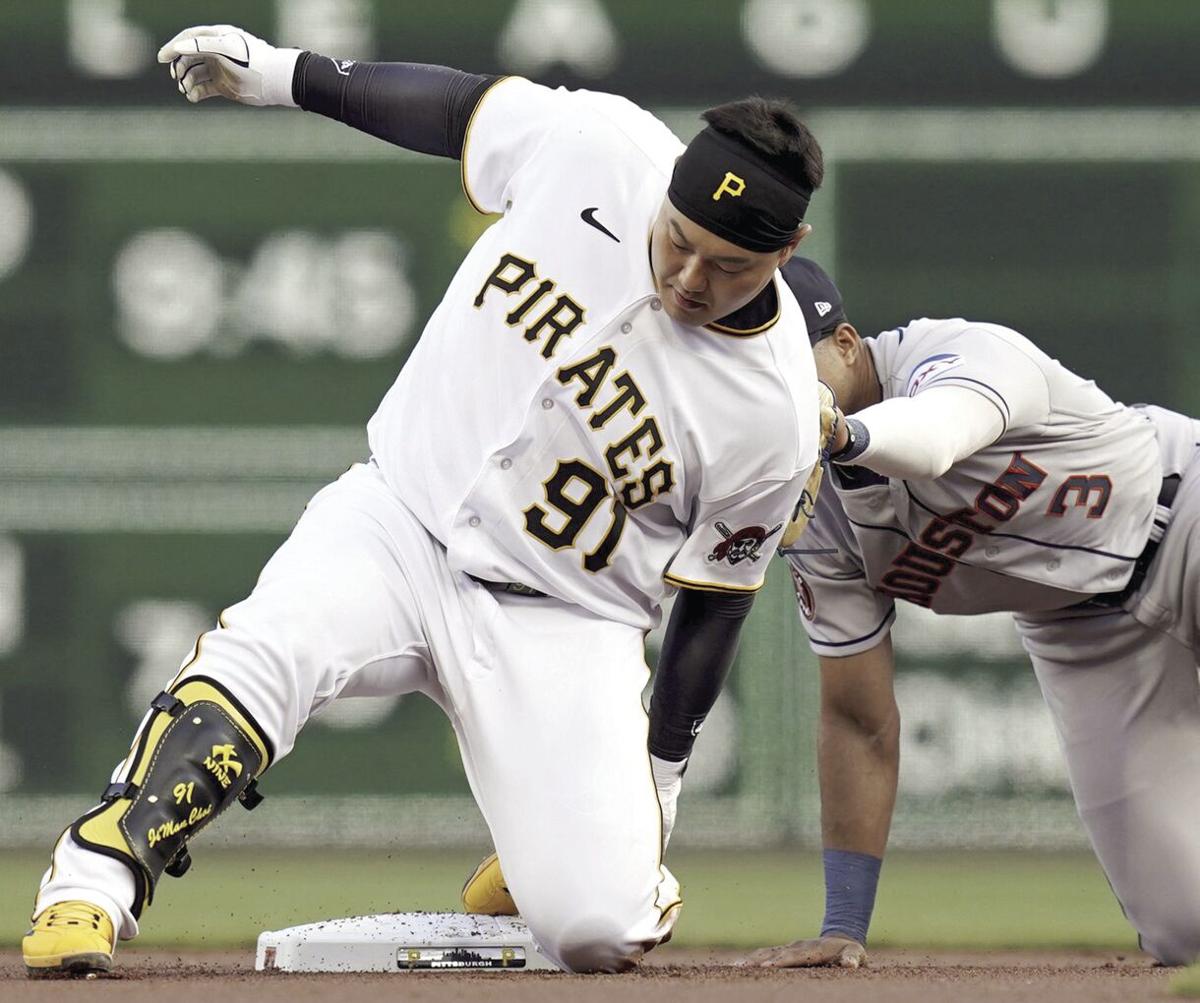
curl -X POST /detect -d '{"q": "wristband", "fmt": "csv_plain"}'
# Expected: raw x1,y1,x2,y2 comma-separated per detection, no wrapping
820,848,881,945
828,416,870,465
260,46,301,108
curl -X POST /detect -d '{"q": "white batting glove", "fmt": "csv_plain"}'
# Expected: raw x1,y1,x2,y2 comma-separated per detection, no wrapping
157,25,301,107
651,754,687,850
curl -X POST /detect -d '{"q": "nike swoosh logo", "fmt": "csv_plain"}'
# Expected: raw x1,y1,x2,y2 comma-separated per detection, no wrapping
196,36,250,68
580,207,620,243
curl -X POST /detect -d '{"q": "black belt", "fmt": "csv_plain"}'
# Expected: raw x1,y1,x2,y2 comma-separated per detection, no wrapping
467,574,548,598
1076,474,1180,611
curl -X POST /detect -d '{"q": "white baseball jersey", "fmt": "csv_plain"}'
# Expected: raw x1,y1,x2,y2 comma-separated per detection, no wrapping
788,317,1174,656
368,77,819,629
41,59,821,967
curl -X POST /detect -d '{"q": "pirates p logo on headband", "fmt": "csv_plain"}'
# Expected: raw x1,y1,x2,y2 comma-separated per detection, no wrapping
713,172,746,201
669,126,813,252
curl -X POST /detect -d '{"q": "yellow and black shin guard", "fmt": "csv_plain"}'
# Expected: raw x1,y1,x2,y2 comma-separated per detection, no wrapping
71,676,273,918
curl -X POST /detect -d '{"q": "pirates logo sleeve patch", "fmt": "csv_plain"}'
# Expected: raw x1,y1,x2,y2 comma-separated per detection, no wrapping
706,520,783,566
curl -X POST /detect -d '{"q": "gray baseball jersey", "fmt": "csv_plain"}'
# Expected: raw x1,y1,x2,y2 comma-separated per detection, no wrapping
783,316,1200,964
786,317,1193,657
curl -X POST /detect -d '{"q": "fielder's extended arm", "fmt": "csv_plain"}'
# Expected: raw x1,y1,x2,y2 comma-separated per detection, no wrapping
747,635,898,968
831,385,1004,480
818,638,900,862
816,639,899,960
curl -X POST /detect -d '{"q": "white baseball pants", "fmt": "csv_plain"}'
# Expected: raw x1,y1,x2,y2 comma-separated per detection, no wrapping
37,461,680,972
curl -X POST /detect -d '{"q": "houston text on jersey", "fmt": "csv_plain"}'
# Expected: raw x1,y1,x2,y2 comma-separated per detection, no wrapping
880,452,1048,606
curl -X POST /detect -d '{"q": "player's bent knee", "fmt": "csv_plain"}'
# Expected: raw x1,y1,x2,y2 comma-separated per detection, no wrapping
533,914,643,974
512,859,671,972
1143,918,1200,967
1146,937,1200,967
1132,892,1200,966
71,676,273,918
521,890,659,972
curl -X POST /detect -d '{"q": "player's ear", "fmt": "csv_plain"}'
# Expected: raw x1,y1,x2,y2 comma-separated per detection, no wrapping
775,224,812,267
832,323,860,361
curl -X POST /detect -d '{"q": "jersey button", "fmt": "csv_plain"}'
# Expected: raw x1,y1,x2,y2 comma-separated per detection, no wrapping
985,545,1000,558
1046,558,1061,571
621,322,632,333
468,516,481,528
500,458,513,470
650,297,663,311
541,398,554,410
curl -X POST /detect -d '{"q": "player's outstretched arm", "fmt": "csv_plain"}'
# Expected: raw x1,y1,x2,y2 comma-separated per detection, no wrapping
744,637,899,968
832,385,1003,481
158,25,500,163
157,25,301,106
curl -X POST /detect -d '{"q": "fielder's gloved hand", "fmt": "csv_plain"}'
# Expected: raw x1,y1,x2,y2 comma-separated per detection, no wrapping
780,381,840,548
157,25,301,106
741,934,867,969
651,754,687,849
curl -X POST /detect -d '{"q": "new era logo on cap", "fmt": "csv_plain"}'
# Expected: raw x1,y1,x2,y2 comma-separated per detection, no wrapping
780,257,846,344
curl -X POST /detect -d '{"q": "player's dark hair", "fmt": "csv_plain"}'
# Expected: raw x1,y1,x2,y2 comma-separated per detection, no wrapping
701,97,824,193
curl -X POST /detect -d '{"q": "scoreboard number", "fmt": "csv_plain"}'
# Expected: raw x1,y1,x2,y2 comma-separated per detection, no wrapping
112,227,417,360
0,170,33,282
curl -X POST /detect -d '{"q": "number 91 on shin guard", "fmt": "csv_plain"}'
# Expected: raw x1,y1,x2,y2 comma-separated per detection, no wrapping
71,677,271,917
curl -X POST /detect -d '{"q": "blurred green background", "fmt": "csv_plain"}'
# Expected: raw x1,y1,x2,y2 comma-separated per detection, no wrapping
1,0,1194,951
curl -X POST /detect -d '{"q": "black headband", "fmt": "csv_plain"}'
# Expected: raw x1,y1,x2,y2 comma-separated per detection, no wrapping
667,126,813,253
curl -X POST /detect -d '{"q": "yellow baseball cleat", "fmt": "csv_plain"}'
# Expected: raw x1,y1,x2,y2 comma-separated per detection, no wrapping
461,851,518,916
22,900,115,977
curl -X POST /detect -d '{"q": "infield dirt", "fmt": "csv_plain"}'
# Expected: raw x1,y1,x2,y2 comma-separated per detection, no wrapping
1,948,1170,1002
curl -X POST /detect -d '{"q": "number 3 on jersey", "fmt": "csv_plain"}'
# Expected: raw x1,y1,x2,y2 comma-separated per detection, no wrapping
524,458,627,572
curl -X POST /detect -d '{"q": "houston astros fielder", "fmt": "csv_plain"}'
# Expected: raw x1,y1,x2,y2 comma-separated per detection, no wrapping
747,260,1200,968
22,26,824,976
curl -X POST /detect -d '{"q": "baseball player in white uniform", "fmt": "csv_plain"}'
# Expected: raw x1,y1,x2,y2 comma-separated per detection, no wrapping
743,259,1200,968
22,26,824,976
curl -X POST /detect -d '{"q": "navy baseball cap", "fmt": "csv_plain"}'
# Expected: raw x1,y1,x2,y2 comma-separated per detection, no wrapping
780,256,846,343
